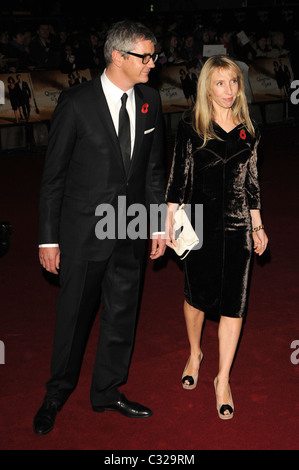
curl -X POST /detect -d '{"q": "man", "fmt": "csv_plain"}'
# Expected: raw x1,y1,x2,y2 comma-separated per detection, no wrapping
29,23,61,69
33,20,166,435
7,29,30,70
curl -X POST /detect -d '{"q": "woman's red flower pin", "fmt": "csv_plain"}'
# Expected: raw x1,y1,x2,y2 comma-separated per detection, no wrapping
239,129,246,140
141,103,149,114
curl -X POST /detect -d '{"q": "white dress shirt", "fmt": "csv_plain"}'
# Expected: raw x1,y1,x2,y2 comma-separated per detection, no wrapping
101,70,135,155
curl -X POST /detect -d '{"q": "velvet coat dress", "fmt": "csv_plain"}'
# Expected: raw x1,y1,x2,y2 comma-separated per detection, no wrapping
166,113,261,318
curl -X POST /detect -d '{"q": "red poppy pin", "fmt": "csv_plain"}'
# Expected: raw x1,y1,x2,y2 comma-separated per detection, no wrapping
239,129,246,140
141,103,149,114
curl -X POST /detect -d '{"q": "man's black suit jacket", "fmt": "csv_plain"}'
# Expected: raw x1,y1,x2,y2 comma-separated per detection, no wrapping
38,75,166,261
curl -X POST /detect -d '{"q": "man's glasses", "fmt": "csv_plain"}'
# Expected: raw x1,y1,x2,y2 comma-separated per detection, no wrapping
120,51,159,64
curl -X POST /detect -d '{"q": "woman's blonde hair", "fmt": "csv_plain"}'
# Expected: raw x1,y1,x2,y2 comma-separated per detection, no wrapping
193,55,255,147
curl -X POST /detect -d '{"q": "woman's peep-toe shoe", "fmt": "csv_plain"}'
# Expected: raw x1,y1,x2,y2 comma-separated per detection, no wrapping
214,377,234,420
182,352,203,390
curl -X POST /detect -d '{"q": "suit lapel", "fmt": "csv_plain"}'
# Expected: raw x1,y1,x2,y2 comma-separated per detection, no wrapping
92,77,126,173
130,86,147,174
92,78,149,178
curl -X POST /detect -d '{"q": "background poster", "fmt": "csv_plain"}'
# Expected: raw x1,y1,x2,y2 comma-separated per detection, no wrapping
29,69,92,121
159,65,199,113
0,72,34,125
0,69,92,125
248,57,293,102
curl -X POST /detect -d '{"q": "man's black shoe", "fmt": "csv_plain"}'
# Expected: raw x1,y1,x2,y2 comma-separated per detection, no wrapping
92,393,153,418
33,400,60,435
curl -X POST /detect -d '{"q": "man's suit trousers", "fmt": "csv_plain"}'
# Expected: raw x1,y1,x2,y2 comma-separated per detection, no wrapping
44,238,145,407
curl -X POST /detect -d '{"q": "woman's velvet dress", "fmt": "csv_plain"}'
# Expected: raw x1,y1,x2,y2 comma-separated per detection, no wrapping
166,114,261,318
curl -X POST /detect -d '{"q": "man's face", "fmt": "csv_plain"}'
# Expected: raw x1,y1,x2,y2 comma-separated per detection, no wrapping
38,25,50,40
121,39,155,87
14,33,24,45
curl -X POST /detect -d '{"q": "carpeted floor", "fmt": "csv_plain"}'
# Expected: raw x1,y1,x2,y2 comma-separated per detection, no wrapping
0,123,298,451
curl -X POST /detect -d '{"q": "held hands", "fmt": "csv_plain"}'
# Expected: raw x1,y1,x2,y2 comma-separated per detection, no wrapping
39,246,60,274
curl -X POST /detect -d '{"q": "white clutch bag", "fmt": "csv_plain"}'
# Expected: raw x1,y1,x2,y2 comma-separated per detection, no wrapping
171,204,199,260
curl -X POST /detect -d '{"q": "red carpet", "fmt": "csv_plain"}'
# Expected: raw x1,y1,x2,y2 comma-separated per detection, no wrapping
0,124,298,450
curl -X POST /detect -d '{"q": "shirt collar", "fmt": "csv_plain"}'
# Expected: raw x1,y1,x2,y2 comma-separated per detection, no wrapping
101,70,134,104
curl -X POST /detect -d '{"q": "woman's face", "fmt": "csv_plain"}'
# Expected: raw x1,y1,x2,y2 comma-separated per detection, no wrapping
209,67,239,110
257,37,267,50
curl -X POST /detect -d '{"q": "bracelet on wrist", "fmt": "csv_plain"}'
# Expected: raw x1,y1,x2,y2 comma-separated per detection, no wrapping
252,224,264,232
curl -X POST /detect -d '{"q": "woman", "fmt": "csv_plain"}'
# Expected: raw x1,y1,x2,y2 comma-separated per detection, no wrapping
166,56,268,420
7,76,24,122
163,31,182,64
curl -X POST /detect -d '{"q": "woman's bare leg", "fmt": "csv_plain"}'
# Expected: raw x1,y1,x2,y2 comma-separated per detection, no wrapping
182,300,205,383
215,316,243,413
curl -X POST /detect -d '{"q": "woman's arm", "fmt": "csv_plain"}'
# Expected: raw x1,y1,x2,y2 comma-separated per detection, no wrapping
250,209,268,256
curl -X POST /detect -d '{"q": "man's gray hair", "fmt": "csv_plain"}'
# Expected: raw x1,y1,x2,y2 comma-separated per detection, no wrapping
104,20,157,65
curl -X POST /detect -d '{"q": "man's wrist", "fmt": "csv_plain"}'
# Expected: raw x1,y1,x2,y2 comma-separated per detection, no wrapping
39,244,59,247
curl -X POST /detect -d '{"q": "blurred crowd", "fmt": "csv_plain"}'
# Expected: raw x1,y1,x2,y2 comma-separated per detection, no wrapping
0,23,106,73
0,8,298,77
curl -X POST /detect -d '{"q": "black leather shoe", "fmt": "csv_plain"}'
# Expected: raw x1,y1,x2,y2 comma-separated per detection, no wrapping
33,400,61,435
92,393,153,418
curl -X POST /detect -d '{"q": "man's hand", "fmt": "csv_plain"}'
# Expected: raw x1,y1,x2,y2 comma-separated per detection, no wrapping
150,233,166,259
39,246,61,274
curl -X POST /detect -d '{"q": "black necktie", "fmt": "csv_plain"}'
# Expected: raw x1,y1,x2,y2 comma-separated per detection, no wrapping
118,93,131,174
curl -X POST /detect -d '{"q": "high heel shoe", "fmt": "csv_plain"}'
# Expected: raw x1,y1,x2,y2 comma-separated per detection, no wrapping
214,377,234,420
182,352,203,390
